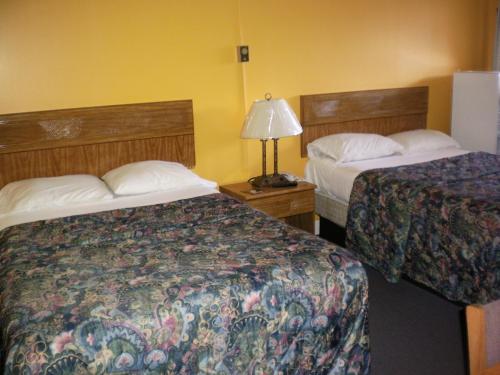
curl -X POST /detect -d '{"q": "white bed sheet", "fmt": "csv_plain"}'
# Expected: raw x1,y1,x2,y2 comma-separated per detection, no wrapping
305,148,470,202
0,185,219,231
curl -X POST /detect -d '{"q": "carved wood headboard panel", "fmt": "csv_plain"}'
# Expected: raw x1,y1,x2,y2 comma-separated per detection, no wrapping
0,100,195,187
300,86,428,157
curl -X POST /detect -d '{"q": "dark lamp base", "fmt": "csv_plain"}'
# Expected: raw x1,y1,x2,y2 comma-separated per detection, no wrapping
248,174,298,188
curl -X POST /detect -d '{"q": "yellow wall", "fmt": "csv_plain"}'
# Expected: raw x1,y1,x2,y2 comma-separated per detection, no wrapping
0,0,493,184
483,0,499,70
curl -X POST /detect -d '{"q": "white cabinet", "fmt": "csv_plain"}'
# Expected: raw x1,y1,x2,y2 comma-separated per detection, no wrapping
451,71,500,154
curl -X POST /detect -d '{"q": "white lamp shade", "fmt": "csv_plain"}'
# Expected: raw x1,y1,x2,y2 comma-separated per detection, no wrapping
241,98,303,139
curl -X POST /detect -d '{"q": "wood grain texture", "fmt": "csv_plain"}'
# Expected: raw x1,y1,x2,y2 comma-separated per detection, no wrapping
219,181,316,234
467,305,500,375
0,100,193,153
284,212,315,234
220,181,316,201
248,190,314,219
300,87,428,157
0,101,195,187
467,305,487,375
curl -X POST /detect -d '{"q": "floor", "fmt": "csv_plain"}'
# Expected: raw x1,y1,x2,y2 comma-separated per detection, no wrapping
318,218,468,375
363,266,468,375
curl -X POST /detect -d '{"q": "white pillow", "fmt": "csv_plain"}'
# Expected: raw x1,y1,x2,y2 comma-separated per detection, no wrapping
307,133,403,163
388,129,460,154
102,160,217,195
0,175,113,214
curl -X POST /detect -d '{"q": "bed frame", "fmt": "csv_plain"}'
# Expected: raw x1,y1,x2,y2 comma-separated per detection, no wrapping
0,100,195,188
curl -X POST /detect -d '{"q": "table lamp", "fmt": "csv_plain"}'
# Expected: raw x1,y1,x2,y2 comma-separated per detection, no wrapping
241,93,303,188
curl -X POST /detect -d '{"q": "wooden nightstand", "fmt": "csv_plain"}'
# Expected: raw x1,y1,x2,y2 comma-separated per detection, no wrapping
220,181,316,233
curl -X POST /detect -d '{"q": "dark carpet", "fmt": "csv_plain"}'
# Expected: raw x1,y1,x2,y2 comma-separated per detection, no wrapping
364,265,468,375
318,218,468,375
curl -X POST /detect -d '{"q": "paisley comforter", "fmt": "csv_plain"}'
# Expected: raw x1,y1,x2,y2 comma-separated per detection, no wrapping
346,152,500,304
0,193,369,374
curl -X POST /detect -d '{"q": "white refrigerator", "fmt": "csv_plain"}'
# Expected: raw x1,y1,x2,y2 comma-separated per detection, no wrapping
451,71,500,154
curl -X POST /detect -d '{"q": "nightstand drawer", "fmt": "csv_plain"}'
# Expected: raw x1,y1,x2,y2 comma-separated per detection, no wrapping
250,190,314,218
220,181,316,233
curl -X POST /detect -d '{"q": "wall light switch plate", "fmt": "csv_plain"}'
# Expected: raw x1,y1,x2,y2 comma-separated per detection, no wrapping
238,45,249,62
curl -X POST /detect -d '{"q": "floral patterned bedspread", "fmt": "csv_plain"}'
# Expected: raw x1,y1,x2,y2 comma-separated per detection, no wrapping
0,193,369,374
346,152,500,304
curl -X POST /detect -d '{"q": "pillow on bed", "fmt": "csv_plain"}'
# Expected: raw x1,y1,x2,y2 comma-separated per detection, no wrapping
307,133,403,163
388,129,460,154
102,160,217,195
0,175,113,214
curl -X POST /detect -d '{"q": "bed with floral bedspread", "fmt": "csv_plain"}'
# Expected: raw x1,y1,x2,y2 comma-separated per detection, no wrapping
346,151,500,305
0,193,369,374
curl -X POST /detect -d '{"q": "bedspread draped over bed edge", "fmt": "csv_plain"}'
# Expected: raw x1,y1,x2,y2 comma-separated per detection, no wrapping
346,151,500,305
0,194,369,374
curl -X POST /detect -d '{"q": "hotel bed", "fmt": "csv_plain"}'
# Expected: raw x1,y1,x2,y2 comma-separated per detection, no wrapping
300,87,499,373
300,86,499,305
307,147,499,304
0,101,370,374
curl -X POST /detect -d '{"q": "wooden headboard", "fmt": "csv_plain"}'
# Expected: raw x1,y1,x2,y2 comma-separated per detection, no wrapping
0,100,195,187
300,87,428,157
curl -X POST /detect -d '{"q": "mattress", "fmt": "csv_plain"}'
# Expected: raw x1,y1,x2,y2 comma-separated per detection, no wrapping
315,190,349,227
0,185,218,231
305,148,470,202
0,192,370,373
